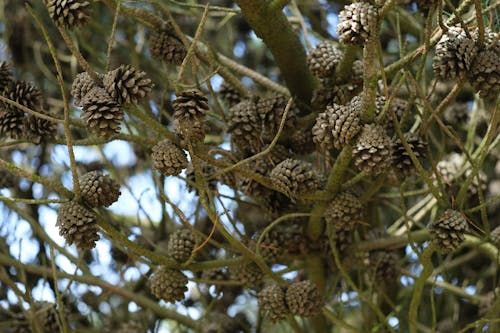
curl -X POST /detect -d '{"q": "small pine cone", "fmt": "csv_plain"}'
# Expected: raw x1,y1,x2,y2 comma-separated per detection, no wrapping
227,99,263,156
24,114,57,144
469,49,499,100
185,160,217,193
56,201,99,250
384,98,411,132
71,72,102,107
270,158,322,199
173,118,206,144
0,62,13,91
307,42,343,78
230,263,263,289
391,133,427,176
81,86,124,138
435,153,487,197
0,108,25,139
257,95,298,141
443,103,469,126
2,80,43,111
79,171,121,207
25,302,60,333
219,81,242,107
433,27,478,81
258,284,288,322
337,2,378,45
151,139,188,176
149,266,188,303
149,25,187,65
353,124,392,175
173,90,208,121
167,228,195,263
287,128,316,155
369,251,400,283
429,209,468,253
103,65,153,105
0,169,16,188
312,102,361,151
490,226,500,248
323,192,364,231
46,0,91,29
311,86,335,111
285,280,323,317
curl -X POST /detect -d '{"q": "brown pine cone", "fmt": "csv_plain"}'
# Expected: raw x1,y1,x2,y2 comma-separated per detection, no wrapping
79,171,121,207
391,132,427,177
46,0,91,29
167,228,196,264
270,158,323,199
56,201,99,250
0,62,13,91
285,280,323,317
151,139,188,176
103,65,153,105
307,42,343,78
323,192,364,231
353,124,392,175
71,72,102,107
337,2,378,45
258,284,288,322
429,209,468,253
149,24,187,65
149,266,188,303
81,86,124,138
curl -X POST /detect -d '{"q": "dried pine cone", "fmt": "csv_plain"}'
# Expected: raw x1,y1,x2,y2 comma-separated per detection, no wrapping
2,80,43,111
103,65,153,105
391,132,427,176
227,99,263,156
469,49,499,100
0,169,16,188
258,284,288,322
24,113,57,144
17,302,61,333
56,201,99,250
307,42,343,78
185,160,217,193
312,102,361,151
285,280,323,317
270,158,322,199
167,228,195,263
172,90,209,143
149,24,187,65
433,27,478,81
369,251,400,283
443,102,469,126
219,81,242,107
151,139,188,176
79,171,121,207
257,95,298,141
323,192,364,231
0,108,25,139
353,124,392,175
71,72,102,107
81,86,124,138
337,2,377,45
149,266,188,303
0,62,13,91
46,0,91,29
429,209,468,253
230,263,263,289
490,226,500,248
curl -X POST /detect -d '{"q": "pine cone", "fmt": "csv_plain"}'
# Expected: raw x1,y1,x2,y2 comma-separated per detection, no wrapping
285,280,323,317
56,201,99,250
103,65,153,105
230,263,263,289
429,209,468,253
227,99,263,156
353,124,392,175
0,108,25,139
79,171,121,207
24,113,57,144
185,160,217,193
151,139,188,176
287,128,316,155
337,2,377,45
2,80,43,112
384,97,412,132
21,302,60,333
0,62,13,91
323,192,364,231
172,90,209,143
270,158,323,199
46,0,91,29
433,27,478,81
369,251,400,283
81,86,123,138
0,169,16,188
71,72,102,107
490,226,500,248
307,42,343,78
149,266,188,303
258,284,288,322
257,95,298,141
443,102,469,126
391,132,427,176
469,49,499,100
167,228,195,263
219,81,242,107
149,25,187,65
312,101,361,151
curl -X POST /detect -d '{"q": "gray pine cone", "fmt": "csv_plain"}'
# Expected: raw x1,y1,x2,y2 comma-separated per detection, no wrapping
79,171,121,207
167,228,195,263
307,42,344,78
81,86,124,138
258,284,288,322
56,201,99,250
149,24,187,65
353,124,392,175
285,280,323,317
323,192,364,231
149,266,188,303
337,2,377,45
429,209,468,253
151,139,188,176
219,81,242,107
103,65,153,105
46,0,91,29
71,72,102,107
227,99,263,156
391,132,427,176
270,158,323,199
